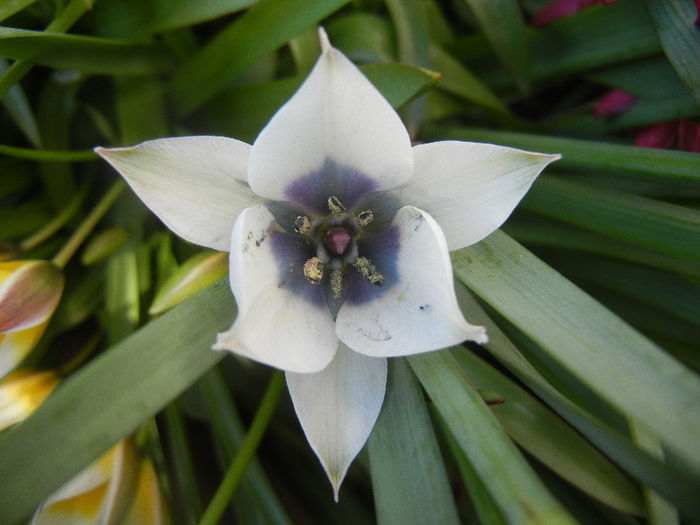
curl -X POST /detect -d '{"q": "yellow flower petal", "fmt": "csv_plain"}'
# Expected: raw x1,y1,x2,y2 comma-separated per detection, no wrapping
0,369,59,430
0,321,50,380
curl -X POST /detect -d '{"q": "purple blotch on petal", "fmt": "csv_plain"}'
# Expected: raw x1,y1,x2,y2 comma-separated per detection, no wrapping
346,225,400,306
271,230,325,308
284,159,378,214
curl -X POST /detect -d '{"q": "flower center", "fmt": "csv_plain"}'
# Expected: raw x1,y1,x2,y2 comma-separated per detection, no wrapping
295,195,383,299
325,227,351,255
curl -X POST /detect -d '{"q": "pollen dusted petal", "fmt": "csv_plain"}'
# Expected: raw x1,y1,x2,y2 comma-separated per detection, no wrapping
247,32,413,204
286,344,387,500
392,141,560,251
214,206,338,373
336,206,487,358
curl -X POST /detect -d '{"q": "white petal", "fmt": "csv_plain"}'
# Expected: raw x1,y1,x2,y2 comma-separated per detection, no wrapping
96,136,261,252
286,344,387,500
394,141,560,250
337,206,487,357
214,206,337,373
248,32,413,210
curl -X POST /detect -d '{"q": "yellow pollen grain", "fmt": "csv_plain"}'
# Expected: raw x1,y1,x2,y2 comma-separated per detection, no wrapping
303,257,324,284
354,257,383,286
294,216,312,234
330,270,343,299
327,196,346,215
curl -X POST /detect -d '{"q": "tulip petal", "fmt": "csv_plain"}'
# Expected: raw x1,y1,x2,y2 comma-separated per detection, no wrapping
286,344,387,500
0,321,49,380
248,29,413,212
214,206,338,373
0,261,63,334
96,136,260,252
393,141,560,251
337,206,487,357
0,370,58,431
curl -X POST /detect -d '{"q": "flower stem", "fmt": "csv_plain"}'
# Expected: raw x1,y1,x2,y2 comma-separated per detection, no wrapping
20,183,89,253
198,371,285,525
51,180,126,269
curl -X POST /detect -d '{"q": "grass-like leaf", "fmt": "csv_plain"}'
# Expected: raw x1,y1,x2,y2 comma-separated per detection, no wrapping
452,231,700,479
644,0,700,107
168,0,349,116
0,27,175,74
0,279,233,524
368,359,460,525
409,350,576,524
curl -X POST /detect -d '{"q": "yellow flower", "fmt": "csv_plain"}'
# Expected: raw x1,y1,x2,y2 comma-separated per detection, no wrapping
0,369,59,431
32,440,169,525
0,261,64,379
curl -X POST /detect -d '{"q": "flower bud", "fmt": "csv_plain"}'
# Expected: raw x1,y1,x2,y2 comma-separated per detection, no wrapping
149,251,228,315
81,227,130,265
32,439,169,524
0,261,64,379
0,369,59,431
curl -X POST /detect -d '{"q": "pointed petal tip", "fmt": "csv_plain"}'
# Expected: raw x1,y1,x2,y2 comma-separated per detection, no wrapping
471,325,489,345
318,26,331,52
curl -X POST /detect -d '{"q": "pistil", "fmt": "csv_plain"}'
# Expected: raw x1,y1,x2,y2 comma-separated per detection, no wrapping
325,227,351,255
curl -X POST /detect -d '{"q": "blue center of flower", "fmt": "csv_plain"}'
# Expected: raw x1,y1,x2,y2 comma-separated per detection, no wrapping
273,162,401,313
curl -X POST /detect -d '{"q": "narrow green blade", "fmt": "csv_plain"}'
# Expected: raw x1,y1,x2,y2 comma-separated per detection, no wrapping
368,359,460,525
0,279,233,524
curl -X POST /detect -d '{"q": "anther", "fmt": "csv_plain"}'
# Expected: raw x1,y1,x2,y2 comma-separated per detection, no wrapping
357,210,374,227
303,257,324,284
294,215,312,234
330,269,343,299
353,256,383,286
327,195,346,215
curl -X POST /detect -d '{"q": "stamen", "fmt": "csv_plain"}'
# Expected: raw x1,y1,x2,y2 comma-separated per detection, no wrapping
357,210,374,227
330,269,343,299
327,195,346,215
294,215,312,234
353,256,383,286
303,257,324,284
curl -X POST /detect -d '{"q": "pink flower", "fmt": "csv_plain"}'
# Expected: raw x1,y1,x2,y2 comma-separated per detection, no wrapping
593,90,638,117
531,0,617,27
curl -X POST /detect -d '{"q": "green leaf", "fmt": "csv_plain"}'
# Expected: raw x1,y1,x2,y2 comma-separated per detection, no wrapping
0,57,41,146
586,56,690,100
0,27,175,74
644,0,700,107
454,283,700,522
451,348,644,514
368,359,460,525
429,44,508,114
408,351,576,525
384,0,430,135
455,0,659,91
0,279,233,524
197,367,292,525
504,217,700,281
168,0,349,116
326,12,396,63
451,231,700,478
460,0,530,92
115,76,169,144
440,420,508,525
87,0,259,38
522,175,700,262
0,0,38,23
196,63,440,143
423,126,700,186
